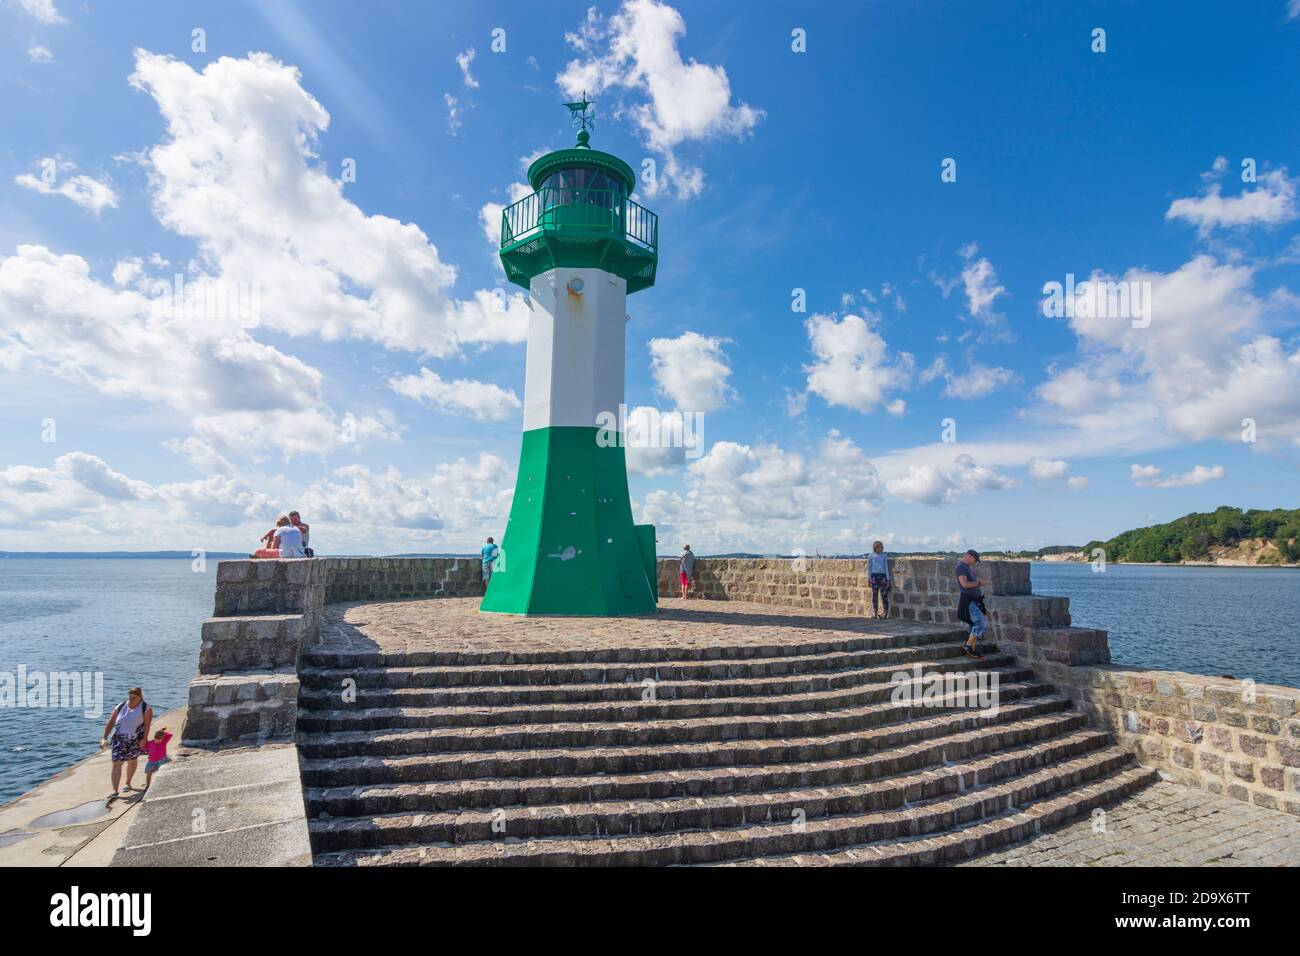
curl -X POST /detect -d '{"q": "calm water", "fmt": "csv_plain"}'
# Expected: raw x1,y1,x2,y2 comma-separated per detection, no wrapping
0,560,212,805
1031,562,1300,688
0,558,1296,804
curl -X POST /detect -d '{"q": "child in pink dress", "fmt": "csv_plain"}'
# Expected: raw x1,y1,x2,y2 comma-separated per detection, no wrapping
143,729,173,791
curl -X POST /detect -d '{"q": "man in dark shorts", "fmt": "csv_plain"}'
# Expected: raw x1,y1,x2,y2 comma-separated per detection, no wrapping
955,549,988,659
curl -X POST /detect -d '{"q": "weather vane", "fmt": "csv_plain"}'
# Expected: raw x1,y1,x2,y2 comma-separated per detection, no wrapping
564,93,595,143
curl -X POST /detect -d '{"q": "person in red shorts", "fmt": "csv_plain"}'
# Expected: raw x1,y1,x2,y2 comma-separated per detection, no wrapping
679,545,696,598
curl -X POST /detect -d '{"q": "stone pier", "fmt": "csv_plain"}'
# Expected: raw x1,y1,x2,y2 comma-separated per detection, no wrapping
98,553,1298,867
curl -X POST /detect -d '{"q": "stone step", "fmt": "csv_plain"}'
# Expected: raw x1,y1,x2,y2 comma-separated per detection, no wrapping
311,751,1150,865
298,694,1071,786
295,663,1031,733
296,680,1052,759
296,652,1010,710
320,712,1095,821
720,766,1158,866
298,624,967,670
307,727,1114,852
296,640,985,691
303,711,1090,817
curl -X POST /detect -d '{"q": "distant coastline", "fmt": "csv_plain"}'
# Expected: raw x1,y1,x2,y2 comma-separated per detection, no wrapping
1037,552,1300,569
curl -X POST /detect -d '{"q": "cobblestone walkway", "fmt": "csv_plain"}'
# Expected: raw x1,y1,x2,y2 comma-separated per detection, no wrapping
961,780,1300,866
318,597,958,655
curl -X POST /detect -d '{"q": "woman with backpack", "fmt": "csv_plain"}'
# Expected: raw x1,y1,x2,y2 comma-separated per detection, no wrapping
100,687,153,801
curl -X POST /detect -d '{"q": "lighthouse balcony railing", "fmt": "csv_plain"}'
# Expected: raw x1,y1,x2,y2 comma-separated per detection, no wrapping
500,188,657,256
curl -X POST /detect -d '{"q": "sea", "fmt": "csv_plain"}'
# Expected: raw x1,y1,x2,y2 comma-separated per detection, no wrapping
0,557,1297,805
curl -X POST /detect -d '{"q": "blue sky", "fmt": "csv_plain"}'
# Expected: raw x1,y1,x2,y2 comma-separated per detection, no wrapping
2,0,1299,555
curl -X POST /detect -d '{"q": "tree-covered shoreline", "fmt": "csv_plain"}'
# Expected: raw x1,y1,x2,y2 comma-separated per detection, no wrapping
1083,507,1300,565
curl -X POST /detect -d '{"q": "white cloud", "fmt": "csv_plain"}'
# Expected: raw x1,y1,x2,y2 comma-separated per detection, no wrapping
388,367,521,421
1027,458,1070,480
557,0,762,198
947,361,1018,398
0,448,517,549
15,161,117,215
884,453,1019,506
803,312,914,414
1,49,545,470
1035,363,1126,413
301,454,513,539
456,47,479,89
0,452,273,541
11,0,64,24
26,43,53,63
111,258,143,286
640,431,884,553
1129,463,1224,489
0,244,393,461
647,331,733,411
920,353,1019,398
444,93,464,134
163,437,236,476
1166,167,1297,233
127,50,529,357
1022,457,1092,491
958,244,1012,340
56,452,152,501
1038,255,1300,449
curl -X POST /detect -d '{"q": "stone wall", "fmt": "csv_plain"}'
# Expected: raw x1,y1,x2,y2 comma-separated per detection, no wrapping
887,557,1111,668
182,559,326,746
1053,669,1300,816
184,557,482,745
321,556,483,604
658,556,1110,668
656,556,889,615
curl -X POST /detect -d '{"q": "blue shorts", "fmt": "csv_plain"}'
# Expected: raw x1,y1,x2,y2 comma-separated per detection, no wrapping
145,757,170,773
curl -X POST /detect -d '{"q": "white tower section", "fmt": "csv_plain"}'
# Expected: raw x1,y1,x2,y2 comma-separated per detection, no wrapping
522,267,629,433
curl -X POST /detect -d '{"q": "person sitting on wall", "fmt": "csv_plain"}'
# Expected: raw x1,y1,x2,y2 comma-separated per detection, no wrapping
955,549,988,659
289,510,313,557
679,544,696,599
254,516,306,559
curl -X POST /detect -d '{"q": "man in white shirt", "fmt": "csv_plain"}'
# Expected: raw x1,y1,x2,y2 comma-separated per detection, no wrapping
289,510,312,557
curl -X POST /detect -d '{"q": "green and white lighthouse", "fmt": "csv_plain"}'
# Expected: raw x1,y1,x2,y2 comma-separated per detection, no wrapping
481,99,660,616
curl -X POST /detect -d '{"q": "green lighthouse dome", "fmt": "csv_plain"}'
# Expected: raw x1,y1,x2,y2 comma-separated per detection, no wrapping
525,133,637,194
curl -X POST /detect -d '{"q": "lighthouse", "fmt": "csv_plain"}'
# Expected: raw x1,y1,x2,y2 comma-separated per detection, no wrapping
481,99,659,616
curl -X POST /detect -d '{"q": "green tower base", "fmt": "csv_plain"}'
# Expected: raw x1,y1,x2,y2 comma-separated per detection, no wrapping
480,426,657,616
